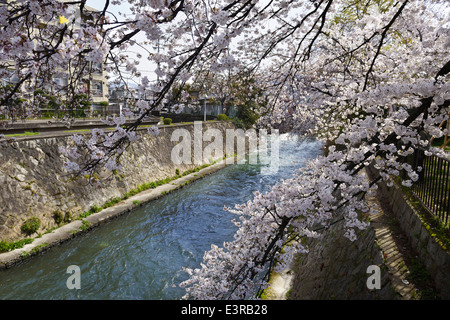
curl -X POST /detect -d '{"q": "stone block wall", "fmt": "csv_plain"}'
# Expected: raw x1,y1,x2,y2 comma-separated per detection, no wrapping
288,165,449,300
288,216,396,300
366,166,450,299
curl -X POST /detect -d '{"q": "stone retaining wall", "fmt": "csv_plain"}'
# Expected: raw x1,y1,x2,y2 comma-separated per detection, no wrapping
366,166,450,299
287,165,449,300
0,121,236,242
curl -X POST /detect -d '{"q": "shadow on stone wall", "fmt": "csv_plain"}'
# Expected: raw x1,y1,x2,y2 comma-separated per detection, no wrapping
288,213,396,300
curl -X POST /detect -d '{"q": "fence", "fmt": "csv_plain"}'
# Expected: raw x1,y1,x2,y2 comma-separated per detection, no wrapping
409,148,450,227
39,108,89,118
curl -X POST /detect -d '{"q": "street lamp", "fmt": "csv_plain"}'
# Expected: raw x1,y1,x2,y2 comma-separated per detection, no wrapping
201,94,208,122
204,98,207,122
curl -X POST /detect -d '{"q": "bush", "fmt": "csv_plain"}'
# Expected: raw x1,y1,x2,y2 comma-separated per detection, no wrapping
63,212,73,223
217,114,229,121
235,105,259,129
0,240,9,253
0,238,34,253
231,117,245,129
53,210,64,225
163,117,172,125
89,204,102,214
21,217,41,235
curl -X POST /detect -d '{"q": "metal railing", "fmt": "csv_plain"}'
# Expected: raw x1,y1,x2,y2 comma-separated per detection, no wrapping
39,108,89,118
409,148,450,227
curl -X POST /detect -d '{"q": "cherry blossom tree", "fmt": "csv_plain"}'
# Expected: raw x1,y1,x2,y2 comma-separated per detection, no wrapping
1,0,449,299
180,0,450,299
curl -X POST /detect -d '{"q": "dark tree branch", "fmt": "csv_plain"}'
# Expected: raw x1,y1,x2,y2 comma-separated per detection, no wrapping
363,0,409,91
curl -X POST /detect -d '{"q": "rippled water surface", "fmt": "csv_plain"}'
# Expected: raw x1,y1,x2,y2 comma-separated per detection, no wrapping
0,135,321,299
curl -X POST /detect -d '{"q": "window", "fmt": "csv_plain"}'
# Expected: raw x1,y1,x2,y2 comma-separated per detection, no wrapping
54,77,68,92
91,80,103,97
92,62,102,74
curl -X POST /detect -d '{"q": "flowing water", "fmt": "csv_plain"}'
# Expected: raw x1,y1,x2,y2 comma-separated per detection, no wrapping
0,135,321,299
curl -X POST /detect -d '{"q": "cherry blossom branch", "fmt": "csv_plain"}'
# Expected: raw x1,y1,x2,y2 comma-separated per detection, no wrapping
362,0,409,91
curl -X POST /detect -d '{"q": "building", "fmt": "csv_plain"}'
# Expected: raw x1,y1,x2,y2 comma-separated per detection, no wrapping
75,4,110,116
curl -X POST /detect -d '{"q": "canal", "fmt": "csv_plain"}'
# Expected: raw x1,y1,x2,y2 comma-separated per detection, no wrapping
0,134,321,299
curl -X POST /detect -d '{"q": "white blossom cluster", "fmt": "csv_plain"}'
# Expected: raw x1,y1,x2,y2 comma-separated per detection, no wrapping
180,0,450,299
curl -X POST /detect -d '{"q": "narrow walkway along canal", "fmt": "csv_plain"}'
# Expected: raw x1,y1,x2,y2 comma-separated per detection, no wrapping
0,135,321,299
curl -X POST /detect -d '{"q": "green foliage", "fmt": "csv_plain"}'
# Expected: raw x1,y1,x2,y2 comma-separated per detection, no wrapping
68,94,92,118
217,114,229,121
53,210,64,225
231,117,245,129
0,238,34,253
34,90,92,118
79,204,102,218
332,0,395,25
53,210,72,225
64,212,73,223
4,131,40,137
168,82,200,106
163,117,173,125
432,136,450,152
102,197,121,209
90,204,102,213
21,217,41,235
34,89,60,110
29,242,49,255
407,258,439,300
235,105,259,129
80,220,91,231
229,75,267,129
